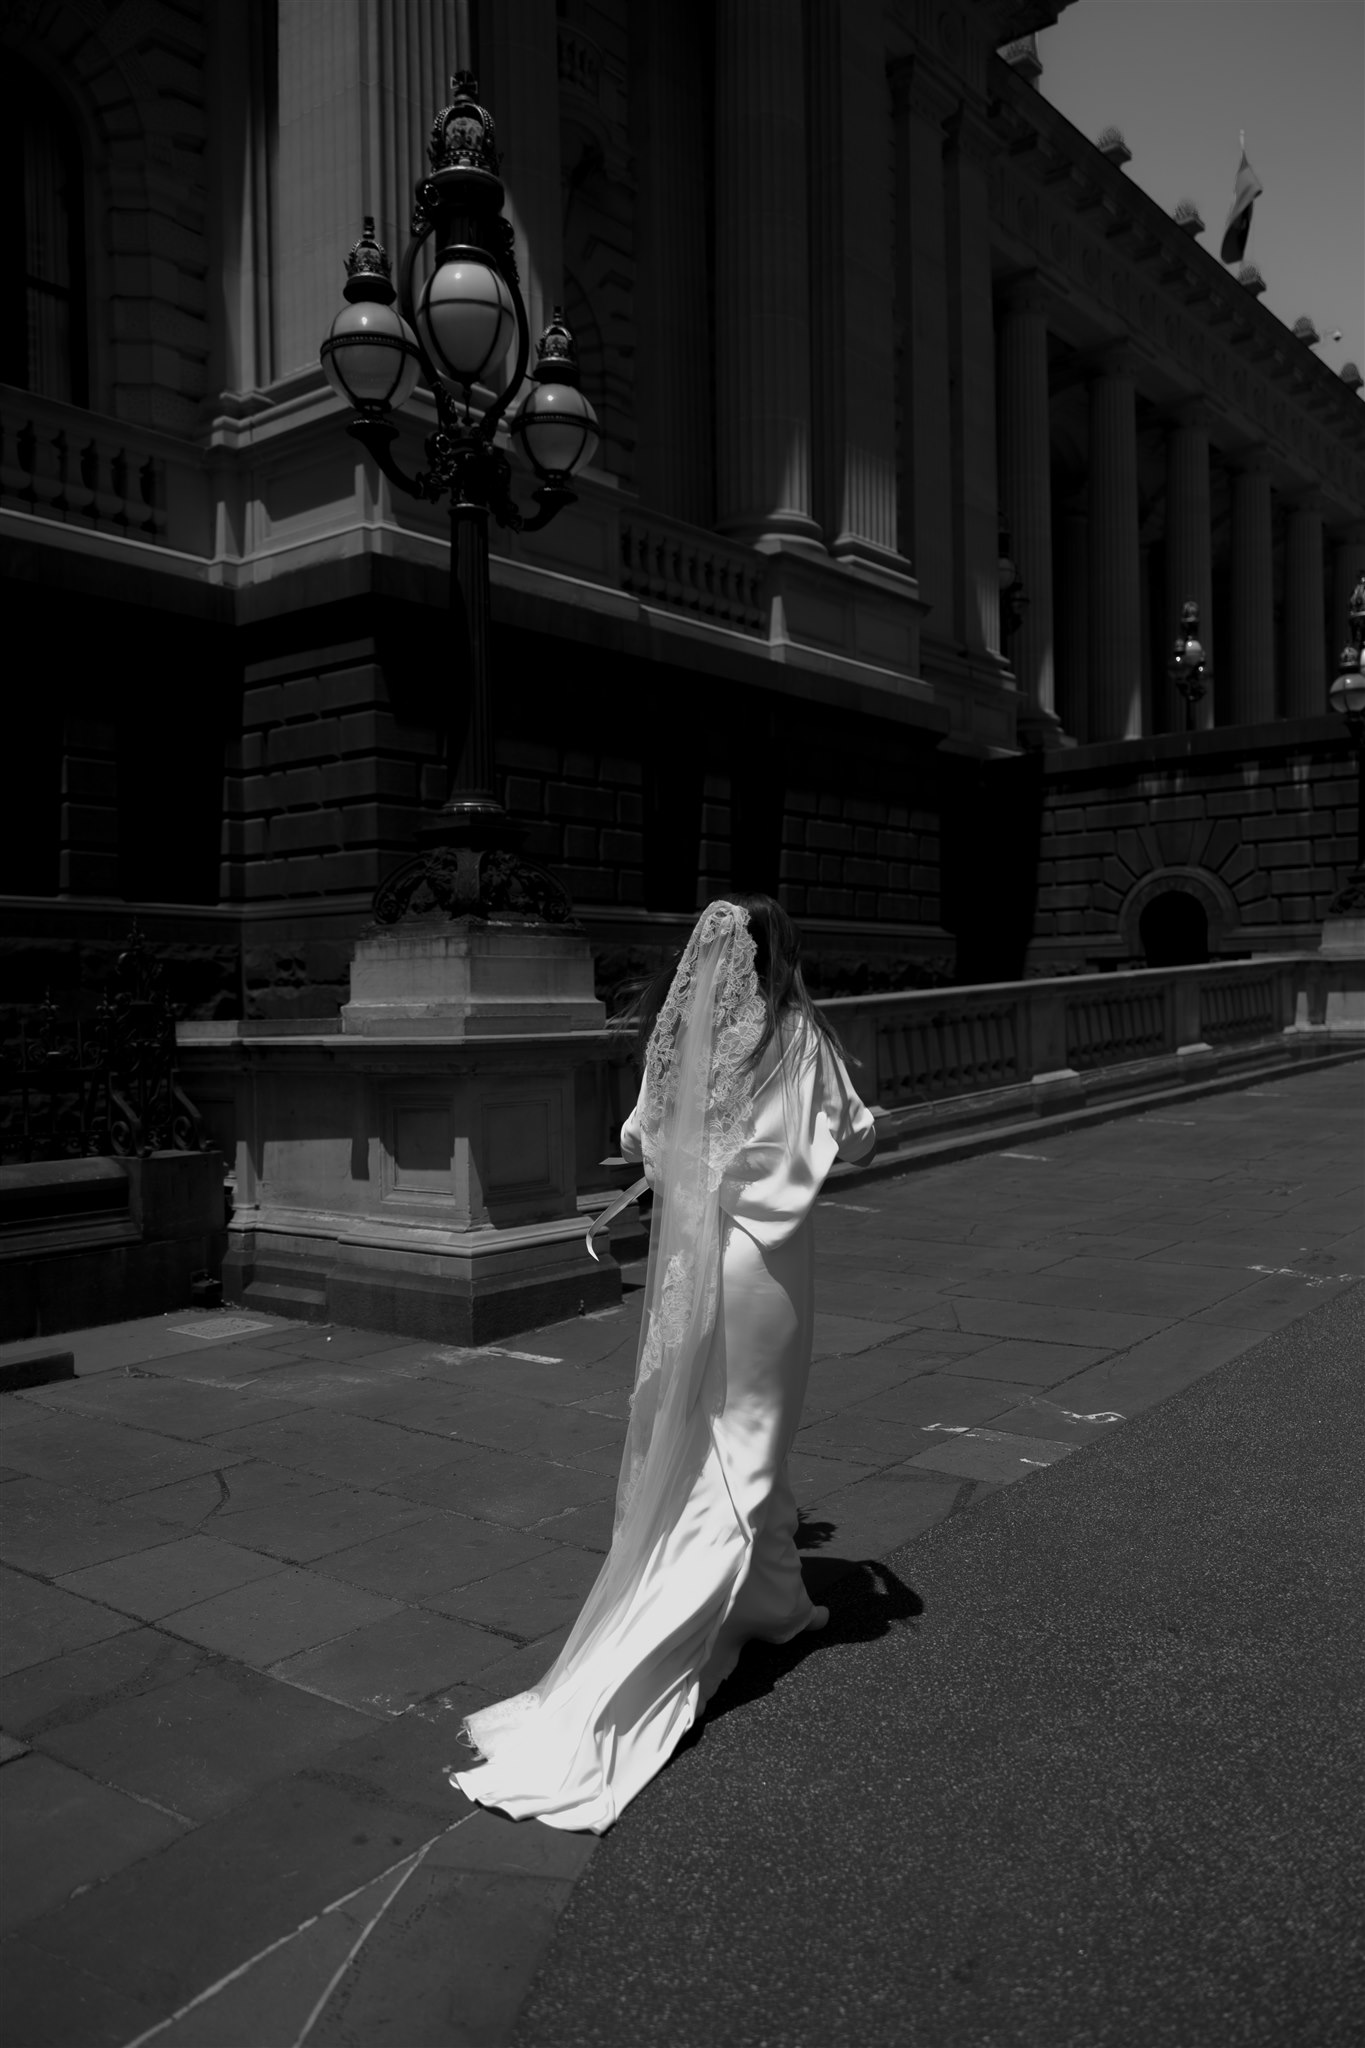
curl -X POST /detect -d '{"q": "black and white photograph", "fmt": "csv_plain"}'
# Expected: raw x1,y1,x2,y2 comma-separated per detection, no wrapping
1,0,1362,2041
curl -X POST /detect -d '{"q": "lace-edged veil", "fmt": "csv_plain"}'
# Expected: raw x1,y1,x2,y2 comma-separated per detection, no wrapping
458,900,765,1759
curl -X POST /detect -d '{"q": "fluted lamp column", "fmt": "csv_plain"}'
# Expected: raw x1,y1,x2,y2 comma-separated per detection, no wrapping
714,0,823,549
1164,403,1215,731
1087,351,1143,741
998,280,1058,739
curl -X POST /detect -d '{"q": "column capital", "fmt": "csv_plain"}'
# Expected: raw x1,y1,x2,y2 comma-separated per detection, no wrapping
1329,518,1365,545
1165,398,1213,434
889,58,958,131
944,104,1000,166
999,272,1054,323
1085,342,1142,384
1228,444,1274,479
1285,488,1325,518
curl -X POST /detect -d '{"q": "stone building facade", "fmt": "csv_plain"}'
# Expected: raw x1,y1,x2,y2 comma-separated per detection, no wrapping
1,0,1362,1026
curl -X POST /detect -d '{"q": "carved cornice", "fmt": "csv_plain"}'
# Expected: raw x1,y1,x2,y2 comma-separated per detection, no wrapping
889,56,960,131
985,54,1365,516
1228,447,1275,480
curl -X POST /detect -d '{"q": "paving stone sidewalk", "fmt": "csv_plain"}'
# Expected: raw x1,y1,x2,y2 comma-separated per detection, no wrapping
0,1060,1360,2047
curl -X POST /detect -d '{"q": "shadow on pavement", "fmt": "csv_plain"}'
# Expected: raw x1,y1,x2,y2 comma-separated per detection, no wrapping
677,1557,925,1753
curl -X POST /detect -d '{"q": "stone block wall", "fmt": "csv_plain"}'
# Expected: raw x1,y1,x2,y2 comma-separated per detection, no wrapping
221,642,443,908
496,741,645,908
780,788,941,928
493,747,943,930
1030,719,1356,969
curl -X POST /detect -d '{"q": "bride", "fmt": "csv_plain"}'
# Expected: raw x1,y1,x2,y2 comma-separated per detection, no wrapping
449,893,877,1832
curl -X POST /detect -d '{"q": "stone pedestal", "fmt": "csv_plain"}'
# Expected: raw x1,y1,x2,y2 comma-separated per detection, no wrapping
341,923,605,1037
182,919,621,1345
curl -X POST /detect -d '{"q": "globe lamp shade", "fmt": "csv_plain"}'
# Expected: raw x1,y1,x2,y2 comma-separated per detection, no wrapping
514,380,600,481
1329,652,1365,720
320,299,421,415
416,252,517,393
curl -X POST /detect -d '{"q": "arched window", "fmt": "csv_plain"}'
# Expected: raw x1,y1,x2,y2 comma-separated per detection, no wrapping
1,61,89,405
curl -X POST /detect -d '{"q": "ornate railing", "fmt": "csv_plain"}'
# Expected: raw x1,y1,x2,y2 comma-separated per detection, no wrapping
818,957,1306,1115
1,928,210,1164
1200,970,1282,1045
870,999,1022,1106
1064,988,1168,1071
0,390,210,555
619,513,767,634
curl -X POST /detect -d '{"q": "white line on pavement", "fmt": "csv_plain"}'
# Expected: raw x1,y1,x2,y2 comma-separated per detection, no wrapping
117,1817,474,2048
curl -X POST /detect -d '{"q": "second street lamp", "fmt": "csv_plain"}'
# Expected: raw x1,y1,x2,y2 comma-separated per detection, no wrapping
319,71,599,917
1168,599,1210,732
1326,571,1365,918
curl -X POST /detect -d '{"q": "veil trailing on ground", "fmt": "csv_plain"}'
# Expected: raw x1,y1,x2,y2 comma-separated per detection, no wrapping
454,901,765,1792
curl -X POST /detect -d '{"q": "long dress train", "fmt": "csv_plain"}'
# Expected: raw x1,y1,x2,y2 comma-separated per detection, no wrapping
449,1211,816,1833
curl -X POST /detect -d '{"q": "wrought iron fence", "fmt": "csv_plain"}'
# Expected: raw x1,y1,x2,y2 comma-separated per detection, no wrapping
1,927,210,1164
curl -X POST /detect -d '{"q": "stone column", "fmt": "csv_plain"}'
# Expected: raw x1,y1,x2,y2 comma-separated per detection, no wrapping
1086,351,1143,741
891,65,957,623
478,0,563,350
630,0,713,525
806,0,905,571
1164,403,1214,731
1283,494,1327,720
944,109,1001,655
1055,498,1089,742
1331,521,1365,649
275,0,465,379
206,0,277,398
997,280,1056,732
1228,452,1276,726
714,0,822,548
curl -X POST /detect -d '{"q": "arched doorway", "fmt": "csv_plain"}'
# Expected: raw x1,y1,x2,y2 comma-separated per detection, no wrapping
1139,890,1209,967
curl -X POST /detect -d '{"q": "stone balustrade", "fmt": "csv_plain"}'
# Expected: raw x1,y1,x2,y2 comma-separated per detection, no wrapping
617,511,768,634
820,957,1316,1128
0,390,212,557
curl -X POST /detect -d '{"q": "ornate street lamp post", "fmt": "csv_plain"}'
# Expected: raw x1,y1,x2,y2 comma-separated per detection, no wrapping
319,73,598,913
1167,598,1210,732
1326,572,1365,916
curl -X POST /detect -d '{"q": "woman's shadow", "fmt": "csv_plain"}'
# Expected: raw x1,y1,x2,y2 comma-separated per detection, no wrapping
674,1512,924,1754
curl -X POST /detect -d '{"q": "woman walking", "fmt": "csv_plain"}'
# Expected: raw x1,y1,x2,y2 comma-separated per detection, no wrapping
449,894,877,1832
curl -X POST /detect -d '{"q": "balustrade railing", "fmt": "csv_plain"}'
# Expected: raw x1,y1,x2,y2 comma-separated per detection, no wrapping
618,513,767,633
0,390,210,556
1064,988,1168,1070
818,957,1305,1118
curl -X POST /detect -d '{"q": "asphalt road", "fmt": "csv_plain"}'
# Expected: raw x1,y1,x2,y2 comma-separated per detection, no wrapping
512,1282,1365,2048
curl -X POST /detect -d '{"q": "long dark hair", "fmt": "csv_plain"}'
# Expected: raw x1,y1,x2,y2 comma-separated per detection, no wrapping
624,893,841,1070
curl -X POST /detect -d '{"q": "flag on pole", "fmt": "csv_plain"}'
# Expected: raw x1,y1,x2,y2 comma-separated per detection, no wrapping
1219,143,1263,264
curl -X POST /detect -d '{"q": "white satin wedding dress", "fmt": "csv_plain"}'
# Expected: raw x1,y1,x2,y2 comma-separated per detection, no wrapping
449,906,875,1833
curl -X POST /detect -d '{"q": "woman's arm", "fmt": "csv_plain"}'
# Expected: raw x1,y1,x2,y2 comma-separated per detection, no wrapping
820,1036,877,1162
